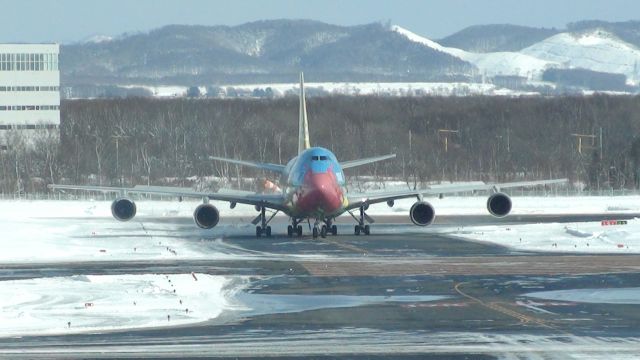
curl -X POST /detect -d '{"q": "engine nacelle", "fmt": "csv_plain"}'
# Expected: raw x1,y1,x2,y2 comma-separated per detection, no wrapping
487,192,512,218
111,198,137,221
193,204,220,229
410,201,436,226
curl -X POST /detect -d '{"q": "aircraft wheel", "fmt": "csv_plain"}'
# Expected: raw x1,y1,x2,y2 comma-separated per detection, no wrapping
312,227,319,238
297,225,303,236
320,225,327,238
256,226,262,237
354,225,360,235
266,226,272,237
332,225,338,235
287,225,293,237
364,225,370,235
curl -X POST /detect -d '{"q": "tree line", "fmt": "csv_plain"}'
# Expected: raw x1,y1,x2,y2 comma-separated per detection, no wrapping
2,94,640,195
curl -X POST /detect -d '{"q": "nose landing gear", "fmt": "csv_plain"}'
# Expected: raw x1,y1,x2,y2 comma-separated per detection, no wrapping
287,219,303,237
310,218,337,239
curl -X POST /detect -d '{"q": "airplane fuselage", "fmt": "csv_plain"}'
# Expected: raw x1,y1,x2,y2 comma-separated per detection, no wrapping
281,147,348,219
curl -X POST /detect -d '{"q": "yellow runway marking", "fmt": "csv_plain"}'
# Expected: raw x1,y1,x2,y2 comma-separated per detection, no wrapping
454,282,561,331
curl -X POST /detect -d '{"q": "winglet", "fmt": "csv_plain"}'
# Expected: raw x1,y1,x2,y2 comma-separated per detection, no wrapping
298,72,311,155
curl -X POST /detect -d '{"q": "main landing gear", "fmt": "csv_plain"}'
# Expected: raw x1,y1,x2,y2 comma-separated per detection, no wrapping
351,205,371,236
255,205,278,238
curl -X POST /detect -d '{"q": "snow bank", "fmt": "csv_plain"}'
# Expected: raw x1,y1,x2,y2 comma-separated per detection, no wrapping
453,218,640,253
0,274,239,336
0,199,334,263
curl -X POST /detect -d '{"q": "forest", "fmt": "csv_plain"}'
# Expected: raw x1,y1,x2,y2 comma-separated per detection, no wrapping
2,94,640,195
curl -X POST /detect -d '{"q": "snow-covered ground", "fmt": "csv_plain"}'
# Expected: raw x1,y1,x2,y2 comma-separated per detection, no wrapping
427,195,640,254
527,287,640,305
0,273,239,336
1,195,639,262
0,272,453,337
14,194,640,219
122,81,533,98
374,195,640,216
400,194,640,254
452,220,639,253
1,195,639,338
0,198,333,263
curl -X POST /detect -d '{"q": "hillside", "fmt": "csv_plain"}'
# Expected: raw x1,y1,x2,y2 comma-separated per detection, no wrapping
61,20,474,87
59,19,640,97
438,24,560,53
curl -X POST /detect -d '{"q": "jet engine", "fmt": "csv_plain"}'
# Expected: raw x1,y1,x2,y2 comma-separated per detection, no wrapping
193,204,220,229
410,201,436,226
111,198,137,221
487,192,512,217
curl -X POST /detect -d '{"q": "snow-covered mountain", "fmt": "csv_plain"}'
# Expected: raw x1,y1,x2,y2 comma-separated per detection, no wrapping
60,20,640,97
393,25,640,86
392,25,556,79
61,21,474,87
521,29,640,84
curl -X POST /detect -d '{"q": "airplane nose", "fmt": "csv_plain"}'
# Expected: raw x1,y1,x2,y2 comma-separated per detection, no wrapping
307,173,342,212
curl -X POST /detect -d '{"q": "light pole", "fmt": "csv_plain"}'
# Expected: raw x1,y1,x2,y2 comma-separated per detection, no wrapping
111,133,130,186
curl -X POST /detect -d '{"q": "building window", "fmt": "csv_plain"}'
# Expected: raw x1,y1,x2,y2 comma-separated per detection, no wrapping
0,124,57,131
0,86,59,92
0,105,59,111
0,52,59,71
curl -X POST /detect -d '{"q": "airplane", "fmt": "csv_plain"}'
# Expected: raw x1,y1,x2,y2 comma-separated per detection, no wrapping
49,73,567,238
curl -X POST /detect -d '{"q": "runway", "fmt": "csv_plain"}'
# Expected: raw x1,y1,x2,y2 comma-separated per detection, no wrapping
2,213,640,359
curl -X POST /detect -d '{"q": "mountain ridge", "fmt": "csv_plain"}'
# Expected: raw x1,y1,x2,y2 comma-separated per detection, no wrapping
59,19,640,96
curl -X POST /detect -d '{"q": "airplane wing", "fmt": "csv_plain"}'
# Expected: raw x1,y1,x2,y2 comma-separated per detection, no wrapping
209,156,286,173
345,178,568,210
48,184,288,211
341,154,396,169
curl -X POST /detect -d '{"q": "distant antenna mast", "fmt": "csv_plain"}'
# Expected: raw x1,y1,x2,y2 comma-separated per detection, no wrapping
438,129,459,153
571,129,602,159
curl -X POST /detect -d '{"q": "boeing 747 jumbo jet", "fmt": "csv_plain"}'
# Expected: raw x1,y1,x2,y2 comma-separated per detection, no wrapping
50,74,567,238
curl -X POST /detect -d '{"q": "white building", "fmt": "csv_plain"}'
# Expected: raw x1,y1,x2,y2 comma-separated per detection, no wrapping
0,44,60,149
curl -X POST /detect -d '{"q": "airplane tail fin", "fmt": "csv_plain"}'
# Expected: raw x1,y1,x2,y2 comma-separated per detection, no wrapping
298,72,311,155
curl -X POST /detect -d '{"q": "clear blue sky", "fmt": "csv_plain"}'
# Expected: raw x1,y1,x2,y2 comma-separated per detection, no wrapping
4,0,640,43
